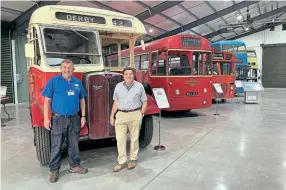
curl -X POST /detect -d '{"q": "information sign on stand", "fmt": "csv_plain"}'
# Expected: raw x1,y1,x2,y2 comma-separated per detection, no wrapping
235,80,244,103
213,83,223,116
152,88,169,151
235,80,243,88
242,82,264,104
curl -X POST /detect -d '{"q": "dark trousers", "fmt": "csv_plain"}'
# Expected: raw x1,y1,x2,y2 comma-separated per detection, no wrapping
49,114,81,171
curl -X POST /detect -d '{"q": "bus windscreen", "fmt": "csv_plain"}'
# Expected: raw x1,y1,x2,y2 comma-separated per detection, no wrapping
168,54,191,76
42,27,102,66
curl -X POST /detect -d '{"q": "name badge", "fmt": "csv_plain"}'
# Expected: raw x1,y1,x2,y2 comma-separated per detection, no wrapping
68,90,75,96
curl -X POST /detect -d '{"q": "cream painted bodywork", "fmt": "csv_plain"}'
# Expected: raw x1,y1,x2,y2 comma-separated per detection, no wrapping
25,5,147,72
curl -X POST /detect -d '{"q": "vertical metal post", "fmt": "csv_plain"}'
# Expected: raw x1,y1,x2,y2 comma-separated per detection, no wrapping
154,109,166,151
214,94,220,116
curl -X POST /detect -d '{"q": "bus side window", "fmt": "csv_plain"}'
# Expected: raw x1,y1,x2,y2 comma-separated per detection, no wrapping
157,55,166,76
134,55,140,70
140,54,148,70
192,53,199,74
121,57,130,67
109,59,118,67
33,27,41,66
151,52,157,75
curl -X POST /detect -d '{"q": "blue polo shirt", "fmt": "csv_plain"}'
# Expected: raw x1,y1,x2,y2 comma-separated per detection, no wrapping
42,74,87,115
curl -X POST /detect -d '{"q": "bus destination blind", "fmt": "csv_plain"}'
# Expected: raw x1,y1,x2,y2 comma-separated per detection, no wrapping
112,18,132,27
181,37,201,47
212,53,224,60
55,12,106,24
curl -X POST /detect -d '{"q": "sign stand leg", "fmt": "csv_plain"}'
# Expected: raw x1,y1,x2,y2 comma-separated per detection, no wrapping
213,96,220,116
236,93,240,104
154,109,165,151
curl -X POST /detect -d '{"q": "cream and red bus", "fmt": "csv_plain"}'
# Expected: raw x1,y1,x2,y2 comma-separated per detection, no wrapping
24,5,159,165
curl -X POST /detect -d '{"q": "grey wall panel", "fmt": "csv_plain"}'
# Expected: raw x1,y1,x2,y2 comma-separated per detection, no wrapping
1,34,14,103
262,44,286,88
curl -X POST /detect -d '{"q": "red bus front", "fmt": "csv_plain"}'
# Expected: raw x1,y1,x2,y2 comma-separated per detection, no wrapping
106,34,213,112
211,52,236,101
144,50,212,111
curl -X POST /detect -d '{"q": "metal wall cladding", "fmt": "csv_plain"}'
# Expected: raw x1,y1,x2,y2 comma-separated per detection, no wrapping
261,44,286,88
1,36,13,103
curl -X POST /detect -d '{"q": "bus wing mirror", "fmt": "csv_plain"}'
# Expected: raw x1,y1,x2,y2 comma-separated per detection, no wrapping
25,43,34,58
140,40,145,50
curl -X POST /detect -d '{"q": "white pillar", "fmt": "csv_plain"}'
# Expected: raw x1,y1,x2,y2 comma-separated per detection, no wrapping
12,40,18,104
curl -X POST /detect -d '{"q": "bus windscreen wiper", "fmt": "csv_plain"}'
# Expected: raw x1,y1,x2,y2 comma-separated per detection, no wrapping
70,28,95,44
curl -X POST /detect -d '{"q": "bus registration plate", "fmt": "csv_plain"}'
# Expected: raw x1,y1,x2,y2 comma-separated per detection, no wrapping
186,92,198,96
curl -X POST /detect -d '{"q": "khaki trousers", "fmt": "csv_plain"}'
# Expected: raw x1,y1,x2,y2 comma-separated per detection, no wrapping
115,110,142,164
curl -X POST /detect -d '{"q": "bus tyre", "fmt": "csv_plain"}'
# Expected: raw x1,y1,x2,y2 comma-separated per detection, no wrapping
221,99,226,103
35,127,51,165
139,115,153,148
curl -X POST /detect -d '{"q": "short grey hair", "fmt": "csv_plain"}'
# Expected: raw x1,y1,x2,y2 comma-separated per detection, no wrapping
61,59,73,65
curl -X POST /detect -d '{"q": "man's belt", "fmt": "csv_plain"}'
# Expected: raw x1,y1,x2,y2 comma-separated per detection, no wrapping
118,108,141,113
52,113,78,118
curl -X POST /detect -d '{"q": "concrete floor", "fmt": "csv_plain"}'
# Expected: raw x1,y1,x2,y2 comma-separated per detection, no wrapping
1,89,286,190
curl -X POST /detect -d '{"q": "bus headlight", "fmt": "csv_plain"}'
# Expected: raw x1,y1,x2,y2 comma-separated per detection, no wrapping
175,89,180,95
203,88,207,93
230,86,234,90
203,100,206,105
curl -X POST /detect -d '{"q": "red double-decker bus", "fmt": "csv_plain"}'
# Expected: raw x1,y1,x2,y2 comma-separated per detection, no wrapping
211,51,236,102
105,34,213,112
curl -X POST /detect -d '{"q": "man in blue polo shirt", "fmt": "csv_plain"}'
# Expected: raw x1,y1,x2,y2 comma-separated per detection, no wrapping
42,59,88,183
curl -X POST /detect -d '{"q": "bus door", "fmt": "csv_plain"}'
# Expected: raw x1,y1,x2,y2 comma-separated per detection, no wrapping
212,61,220,75
149,51,168,95
134,53,149,83
167,51,192,98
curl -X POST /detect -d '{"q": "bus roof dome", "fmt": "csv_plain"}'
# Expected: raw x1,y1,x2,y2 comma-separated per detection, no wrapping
29,5,146,35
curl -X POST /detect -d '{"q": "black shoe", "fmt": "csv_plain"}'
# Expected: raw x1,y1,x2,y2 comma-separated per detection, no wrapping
49,170,59,183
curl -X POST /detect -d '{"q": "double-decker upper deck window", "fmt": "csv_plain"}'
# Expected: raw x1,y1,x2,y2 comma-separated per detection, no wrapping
234,45,246,53
42,28,102,66
247,51,256,57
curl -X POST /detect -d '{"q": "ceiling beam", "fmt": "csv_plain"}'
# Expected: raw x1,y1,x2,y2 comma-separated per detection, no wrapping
136,0,184,20
88,0,166,38
227,22,286,40
135,1,200,36
145,0,259,42
204,6,286,39
11,1,60,39
1,6,22,15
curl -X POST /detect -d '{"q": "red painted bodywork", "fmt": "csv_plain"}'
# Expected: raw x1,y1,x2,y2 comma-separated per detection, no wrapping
211,51,236,99
107,34,213,111
28,66,158,139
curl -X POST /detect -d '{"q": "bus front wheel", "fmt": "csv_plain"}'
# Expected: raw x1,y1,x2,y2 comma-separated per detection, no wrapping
139,115,153,148
35,127,51,165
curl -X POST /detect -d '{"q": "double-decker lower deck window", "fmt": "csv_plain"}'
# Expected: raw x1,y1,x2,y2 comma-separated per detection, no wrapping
236,67,248,80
